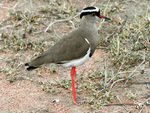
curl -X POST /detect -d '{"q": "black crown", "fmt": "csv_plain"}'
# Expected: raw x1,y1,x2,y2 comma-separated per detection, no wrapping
80,6,100,18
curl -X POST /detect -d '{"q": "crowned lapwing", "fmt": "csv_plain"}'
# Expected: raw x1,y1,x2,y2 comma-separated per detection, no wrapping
25,6,110,104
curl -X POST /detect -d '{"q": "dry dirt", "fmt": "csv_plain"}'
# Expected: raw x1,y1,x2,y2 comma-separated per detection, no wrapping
0,0,150,113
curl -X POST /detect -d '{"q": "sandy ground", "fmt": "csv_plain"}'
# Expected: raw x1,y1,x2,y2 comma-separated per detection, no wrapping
0,0,150,113
0,50,106,113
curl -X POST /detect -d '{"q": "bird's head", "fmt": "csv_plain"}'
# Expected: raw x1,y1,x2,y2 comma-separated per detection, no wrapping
80,6,110,20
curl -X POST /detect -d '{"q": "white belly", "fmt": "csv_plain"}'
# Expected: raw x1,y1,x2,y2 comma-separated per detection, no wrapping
61,47,91,67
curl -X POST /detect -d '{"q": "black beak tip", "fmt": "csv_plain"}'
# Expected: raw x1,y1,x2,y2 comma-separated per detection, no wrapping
99,14,111,20
105,16,111,20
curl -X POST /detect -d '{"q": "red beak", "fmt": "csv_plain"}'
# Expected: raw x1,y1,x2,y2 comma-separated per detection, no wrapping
99,14,111,20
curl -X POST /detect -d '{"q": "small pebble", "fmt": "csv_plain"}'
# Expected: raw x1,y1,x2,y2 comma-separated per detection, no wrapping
52,99,60,103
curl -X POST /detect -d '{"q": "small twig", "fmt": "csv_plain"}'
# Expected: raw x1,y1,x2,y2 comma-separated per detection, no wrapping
102,103,150,106
126,50,146,84
104,58,108,88
54,29,61,39
0,19,25,30
118,70,140,74
106,32,115,40
128,57,145,78
110,79,125,90
16,63,23,69
139,108,143,113
69,20,76,29
33,31,44,34
76,69,85,81
17,18,25,25
12,1,19,9
107,71,115,87
30,0,33,9
79,69,85,76
73,13,80,18
118,62,149,75
117,54,127,74
103,103,136,106
0,5,11,9
116,95,130,112
0,18,9,25
0,25,14,30
45,13,80,32
45,18,69,32
96,47,108,49
129,73,140,79
0,2,18,10
129,82,150,84
108,54,128,86
1,63,7,72
119,15,127,34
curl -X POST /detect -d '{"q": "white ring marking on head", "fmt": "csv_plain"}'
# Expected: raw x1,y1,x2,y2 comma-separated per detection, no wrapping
81,7,99,13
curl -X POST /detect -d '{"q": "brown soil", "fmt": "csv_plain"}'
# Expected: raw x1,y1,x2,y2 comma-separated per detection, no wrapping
0,0,150,113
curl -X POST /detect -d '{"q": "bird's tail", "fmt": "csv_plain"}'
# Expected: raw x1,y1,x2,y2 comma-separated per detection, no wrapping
25,63,38,71
25,55,44,71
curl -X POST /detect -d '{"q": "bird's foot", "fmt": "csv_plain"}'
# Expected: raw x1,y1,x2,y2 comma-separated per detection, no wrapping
72,97,81,105
73,100,81,105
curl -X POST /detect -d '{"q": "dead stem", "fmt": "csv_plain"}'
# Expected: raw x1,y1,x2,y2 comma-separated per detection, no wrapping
116,95,131,112
0,19,25,30
103,103,150,106
45,13,80,32
119,15,127,33
109,79,125,90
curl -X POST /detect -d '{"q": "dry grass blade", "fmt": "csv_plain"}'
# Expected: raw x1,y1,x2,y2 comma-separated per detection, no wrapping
30,0,33,9
116,95,131,112
110,79,125,90
104,58,108,88
45,18,69,32
45,12,80,32
119,15,127,33
0,19,25,30
103,103,150,106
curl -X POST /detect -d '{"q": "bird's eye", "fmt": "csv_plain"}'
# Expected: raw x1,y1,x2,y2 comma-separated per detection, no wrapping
91,13,96,16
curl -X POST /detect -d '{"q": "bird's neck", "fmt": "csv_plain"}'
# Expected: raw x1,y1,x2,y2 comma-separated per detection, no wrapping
80,16,97,32
79,16,99,55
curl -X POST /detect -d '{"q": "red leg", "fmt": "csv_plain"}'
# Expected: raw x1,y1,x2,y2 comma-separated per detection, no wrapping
70,67,77,104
